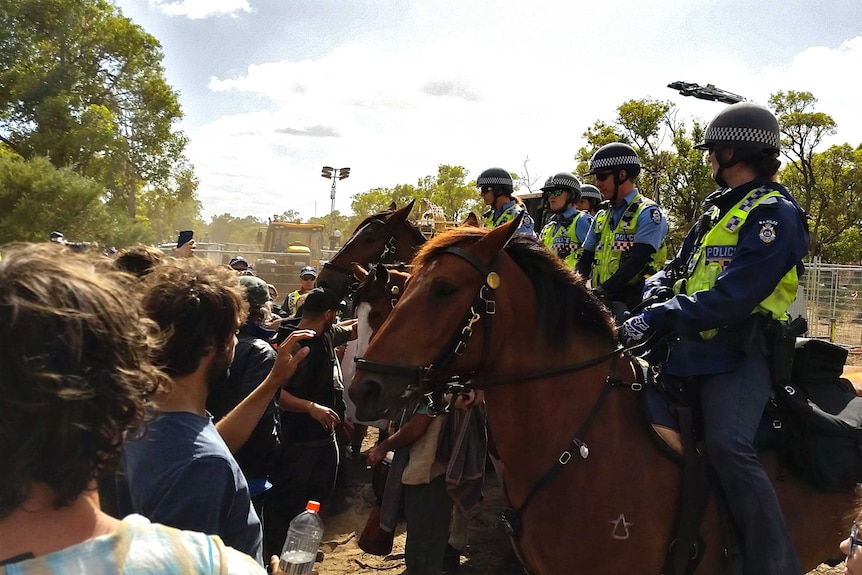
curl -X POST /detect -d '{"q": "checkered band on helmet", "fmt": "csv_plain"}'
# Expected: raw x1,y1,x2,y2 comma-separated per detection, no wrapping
579,184,602,202
477,167,513,187
541,172,581,193
587,143,640,175
695,102,781,151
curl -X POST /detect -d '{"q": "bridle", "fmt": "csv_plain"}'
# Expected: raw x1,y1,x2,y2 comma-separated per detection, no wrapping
353,243,646,575
354,244,640,407
322,216,423,294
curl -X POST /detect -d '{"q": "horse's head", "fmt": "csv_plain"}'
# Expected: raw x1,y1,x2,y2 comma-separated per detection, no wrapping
353,262,409,336
351,216,617,420
316,201,424,299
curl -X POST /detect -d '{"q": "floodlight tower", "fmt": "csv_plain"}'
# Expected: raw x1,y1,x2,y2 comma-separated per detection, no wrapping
321,166,350,245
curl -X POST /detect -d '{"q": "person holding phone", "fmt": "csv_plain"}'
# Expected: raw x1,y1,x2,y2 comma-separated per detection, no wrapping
175,230,196,258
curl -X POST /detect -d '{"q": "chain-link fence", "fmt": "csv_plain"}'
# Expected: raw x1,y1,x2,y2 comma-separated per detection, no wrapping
797,258,862,349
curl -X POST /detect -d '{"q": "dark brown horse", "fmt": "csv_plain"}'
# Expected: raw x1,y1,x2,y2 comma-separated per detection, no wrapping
316,201,425,299
351,219,851,574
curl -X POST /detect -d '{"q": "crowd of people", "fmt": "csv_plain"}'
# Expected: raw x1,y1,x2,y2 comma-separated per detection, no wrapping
0,100,858,575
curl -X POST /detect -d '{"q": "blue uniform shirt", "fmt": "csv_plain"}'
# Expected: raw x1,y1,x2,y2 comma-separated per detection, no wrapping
643,179,809,376
548,205,591,244
582,189,667,252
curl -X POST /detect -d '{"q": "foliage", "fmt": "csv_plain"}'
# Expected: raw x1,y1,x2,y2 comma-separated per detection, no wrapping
769,91,837,215
347,164,483,240
0,0,195,222
576,99,716,249
206,213,268,246
0,154,144,246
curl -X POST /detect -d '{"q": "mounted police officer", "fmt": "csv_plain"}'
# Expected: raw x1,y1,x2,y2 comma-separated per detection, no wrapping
575,143,668,322
478,167,536,238
621,102,808,574
577,184,603,216
538,172,592,269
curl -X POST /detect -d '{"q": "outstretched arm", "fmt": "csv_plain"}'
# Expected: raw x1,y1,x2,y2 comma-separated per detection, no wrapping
216,330,314,452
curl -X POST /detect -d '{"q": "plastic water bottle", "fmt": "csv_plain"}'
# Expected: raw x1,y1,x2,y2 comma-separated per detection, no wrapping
279,500,324,575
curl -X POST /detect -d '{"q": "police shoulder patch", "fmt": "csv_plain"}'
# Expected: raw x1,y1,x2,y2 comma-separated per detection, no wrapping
758,219,778,244
650,208,662,225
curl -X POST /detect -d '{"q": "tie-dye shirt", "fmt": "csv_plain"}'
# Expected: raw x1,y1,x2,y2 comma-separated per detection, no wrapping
0,514,264,575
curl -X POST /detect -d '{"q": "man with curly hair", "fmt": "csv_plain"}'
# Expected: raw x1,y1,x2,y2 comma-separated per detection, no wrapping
117,257,312,564
0,243,265,574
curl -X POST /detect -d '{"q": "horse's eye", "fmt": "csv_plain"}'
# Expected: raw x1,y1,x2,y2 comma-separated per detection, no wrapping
431,281,458,299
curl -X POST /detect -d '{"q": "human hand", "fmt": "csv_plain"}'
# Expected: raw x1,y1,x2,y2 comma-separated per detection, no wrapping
309,402,340,432
271,330,314,380
620,312,655,345
366,443,388,467
641,284,674,303
270,555,318,575
443,389,479,410
174,239,196,258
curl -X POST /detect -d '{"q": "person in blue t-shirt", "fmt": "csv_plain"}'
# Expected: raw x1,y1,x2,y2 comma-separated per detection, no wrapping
0,244,266,575
118,258,312,564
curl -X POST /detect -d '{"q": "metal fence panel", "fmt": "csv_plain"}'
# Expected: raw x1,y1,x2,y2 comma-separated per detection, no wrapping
799,258,862,349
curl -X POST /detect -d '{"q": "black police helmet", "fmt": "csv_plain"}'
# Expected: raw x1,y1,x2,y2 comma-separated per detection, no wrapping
579,184,602,203
541,172,581,205
694,102,780,153
585,143,641,179
541,172,581,194
477,167,514,196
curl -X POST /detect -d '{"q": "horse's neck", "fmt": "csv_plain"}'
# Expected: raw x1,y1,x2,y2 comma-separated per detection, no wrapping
485,347,629,487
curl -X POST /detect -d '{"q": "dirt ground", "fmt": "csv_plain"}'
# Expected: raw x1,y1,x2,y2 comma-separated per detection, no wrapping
310,428,848,575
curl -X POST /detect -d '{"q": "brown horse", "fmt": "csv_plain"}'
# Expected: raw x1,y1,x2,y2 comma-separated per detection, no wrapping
351,219,852,574
316,201,426,299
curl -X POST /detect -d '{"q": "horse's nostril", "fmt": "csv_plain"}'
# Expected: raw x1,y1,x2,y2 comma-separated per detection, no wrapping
356,378,382,406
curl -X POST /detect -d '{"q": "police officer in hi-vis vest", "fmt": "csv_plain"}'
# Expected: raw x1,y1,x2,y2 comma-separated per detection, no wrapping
478,167,536,238
538,172,592,269
621,103,809,574
575,143,668,322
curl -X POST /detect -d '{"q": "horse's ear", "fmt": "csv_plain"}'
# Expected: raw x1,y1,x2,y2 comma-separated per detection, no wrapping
372,262,390,285
474,212,522,257
388,201,397,212
351,262,368,282
387,200,415,225
461,212,479,228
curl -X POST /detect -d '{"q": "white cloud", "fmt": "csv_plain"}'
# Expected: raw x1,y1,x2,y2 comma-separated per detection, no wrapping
188,24,862,221
148,0,250,19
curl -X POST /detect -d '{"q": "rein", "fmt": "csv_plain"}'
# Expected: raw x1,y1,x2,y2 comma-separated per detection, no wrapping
500,351,644,574
353,241,648,573
322,217,402,287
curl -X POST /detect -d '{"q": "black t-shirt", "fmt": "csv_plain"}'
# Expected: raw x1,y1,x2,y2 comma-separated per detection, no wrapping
280,324,351,443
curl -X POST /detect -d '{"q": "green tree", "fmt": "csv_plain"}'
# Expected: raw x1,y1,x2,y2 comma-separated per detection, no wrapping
138,164,204,243
768,91,837,215
207,214,267,245
0,154,142,246
0,0,193,221
576,99,714,247
428,164,477,222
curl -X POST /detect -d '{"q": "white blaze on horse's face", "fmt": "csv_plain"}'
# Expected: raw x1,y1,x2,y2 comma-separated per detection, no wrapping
355,302,374,358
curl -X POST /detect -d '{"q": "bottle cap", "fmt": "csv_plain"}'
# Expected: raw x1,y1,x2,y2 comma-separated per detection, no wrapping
306,500,321,513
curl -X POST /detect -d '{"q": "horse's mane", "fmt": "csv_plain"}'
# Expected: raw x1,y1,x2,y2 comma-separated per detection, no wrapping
412,228,617,346
353,208,427,245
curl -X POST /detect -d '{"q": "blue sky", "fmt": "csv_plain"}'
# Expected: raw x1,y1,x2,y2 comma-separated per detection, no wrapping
115,0,862,221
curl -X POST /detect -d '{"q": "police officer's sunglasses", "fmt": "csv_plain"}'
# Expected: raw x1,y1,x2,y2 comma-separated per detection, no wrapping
850,521,862,557
594,172,614,182
546,189,567,197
